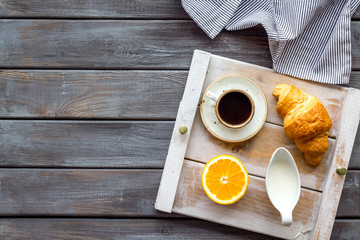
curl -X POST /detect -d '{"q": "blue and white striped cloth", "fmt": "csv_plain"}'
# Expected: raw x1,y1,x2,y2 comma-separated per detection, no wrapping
182,0,360,84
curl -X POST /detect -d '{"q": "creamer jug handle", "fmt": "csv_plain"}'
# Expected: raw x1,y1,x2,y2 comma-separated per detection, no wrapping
281,210,292,225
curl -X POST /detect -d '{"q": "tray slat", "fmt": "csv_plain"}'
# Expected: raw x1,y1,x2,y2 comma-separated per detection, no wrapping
312,88,360,239
186,110,335,191
155,50,211,213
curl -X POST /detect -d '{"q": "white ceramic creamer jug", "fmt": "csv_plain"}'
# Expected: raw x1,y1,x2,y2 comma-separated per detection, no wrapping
266,147,301,225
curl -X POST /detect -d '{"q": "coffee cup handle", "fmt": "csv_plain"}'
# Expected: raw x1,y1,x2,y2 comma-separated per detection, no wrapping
206,91,219,102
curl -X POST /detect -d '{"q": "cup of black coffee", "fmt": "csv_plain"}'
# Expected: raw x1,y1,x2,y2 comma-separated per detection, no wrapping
206,89,255,128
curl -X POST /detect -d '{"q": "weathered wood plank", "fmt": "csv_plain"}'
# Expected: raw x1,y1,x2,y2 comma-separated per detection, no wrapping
347,71,360,91
353,22,360,69
313,88,360,240
0,70,186,119
348,123,360,169
155,50,211,213
0,169,358,217
337,171,360,218
0,121,173,168
186,110,335,191
173,160,321,239
1,20,360,69
344,72,360,148
0,218,357,240
331,220,360,240
0,218,278,240
0,20,268,69
0,0,190,19
0,169,167,216
0,0,358,21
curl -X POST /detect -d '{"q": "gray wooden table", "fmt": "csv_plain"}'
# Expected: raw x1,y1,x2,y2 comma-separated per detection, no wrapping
0,1,359,239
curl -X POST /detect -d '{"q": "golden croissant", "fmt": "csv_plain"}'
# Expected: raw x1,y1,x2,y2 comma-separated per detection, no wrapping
273,84,332,167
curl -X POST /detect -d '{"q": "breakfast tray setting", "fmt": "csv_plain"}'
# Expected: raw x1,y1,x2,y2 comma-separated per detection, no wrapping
155,50,360,240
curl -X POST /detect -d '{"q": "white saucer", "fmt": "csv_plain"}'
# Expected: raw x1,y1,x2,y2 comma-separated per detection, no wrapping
200,75,267,142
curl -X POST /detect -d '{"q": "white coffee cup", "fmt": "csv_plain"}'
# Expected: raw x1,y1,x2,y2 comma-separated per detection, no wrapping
206,89,255,129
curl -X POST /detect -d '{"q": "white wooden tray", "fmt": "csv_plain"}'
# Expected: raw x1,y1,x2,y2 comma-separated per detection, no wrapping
155,50,360,240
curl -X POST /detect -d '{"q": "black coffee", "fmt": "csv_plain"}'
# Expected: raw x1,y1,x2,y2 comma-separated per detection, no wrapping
218,91,252,126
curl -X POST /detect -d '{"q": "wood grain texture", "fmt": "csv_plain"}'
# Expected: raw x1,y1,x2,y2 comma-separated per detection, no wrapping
173,160,321,239
353,22,360,69
0,0,358,20
347,71,360,91
0,218,357,240
155,50,210,213
0,20,266,69
336,171,360,218
0,70,187,119
343,68,360,169
348,124,360,169
0,121,172,168
0,169,168,217
1,20,360,69
346,72,360,171
0,169,358,217
331,220,360,240
0,1,358,239
313,88,360,240
0,0,189,19
0,218,278,240
186,110,335,191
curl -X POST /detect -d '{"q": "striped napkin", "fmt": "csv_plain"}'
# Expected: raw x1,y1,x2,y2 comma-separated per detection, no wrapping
182,0,360,84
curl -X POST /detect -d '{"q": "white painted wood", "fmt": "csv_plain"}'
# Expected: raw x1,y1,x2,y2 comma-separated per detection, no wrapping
185,110,336,191
311,88,360,240
173,160,320,240
155,50,211,213
204,55,348,138
156,51,359,239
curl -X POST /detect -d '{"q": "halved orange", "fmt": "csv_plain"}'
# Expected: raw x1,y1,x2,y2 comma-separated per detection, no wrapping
201,155,249,205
